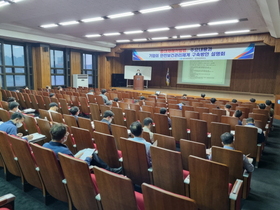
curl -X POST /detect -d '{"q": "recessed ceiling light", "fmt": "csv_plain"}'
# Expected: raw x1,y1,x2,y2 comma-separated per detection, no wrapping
225,30,250,34
108,12,134,19
133,38,147,42
40,24,59,28
116,40,130,42
180,35,192,38
81,17,104,23
85,34,101,38
175,24,201,29
151,37,169,40
10,0,26,2
147,27,170,32
139,6,172,14
208,19,239,25
180,0,220,7
0,1,10,7
59,21,79,26
124,30,143,34
104,32,121,36
172,36,178,39
197,32,218,37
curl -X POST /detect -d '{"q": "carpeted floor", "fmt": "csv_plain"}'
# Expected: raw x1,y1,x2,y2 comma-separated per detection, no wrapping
0,122,280,209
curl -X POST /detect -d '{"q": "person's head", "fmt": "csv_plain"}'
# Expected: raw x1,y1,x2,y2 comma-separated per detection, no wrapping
58,86,63,91
160,108,167,114
49,93,56,98
46,86,50,89
201,93,205,98
50,123,68,142
7,97,16,103
10,112,25,127
182,94,187,98
49,102,59,111
69,106,80,116
130,121,142,137
232,99,237,103
101,89,107,95
225,104,232,110
140,96,146,101
9,102,19,112
234,110,242,118
103,110,114,122
210,98,216,104
221,132,234,145
250,98,256,103
25,87,29,90
258,103,266,110
246,117,254,124
113,98,119,102
265,100,272,106
137,69,141,73
143,117,153,129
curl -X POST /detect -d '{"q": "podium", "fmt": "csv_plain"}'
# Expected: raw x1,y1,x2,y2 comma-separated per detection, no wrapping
133,75,144,90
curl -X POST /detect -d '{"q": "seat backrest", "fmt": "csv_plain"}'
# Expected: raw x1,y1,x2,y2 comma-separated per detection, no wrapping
0,109,10,122
43,96,51,110
142,105,154,115
63,114,78,128
22,93,33,108
235,125,258,158
190,118,208,147
204,103,219,113
78,117,94,137
153,113,170,136
194,107,209,119
201,113,218,133
58,153,99,210
168,104,180,110
141,183,197,210
59,98,69,115
212,146,243,184
138,111,152,126
71,126,94,151
63,94,72,105
111,107,126,126
169,109,182,117
184,111,199,129
35,95,46,110
8,136,43,190
50,112,64,123
211,108,226,122
89,103,101,121
189,155,229,210
93,132,120,168
182,106,194,116
248,113,267,130
93,120,111,135
252,108,269,118
221,116,238,130
24,115,40,134
39,109,52,121
210,122,231,147
78,97,90,114
111,124,128,150
170,116,187,142
70,95,80,107
93,166,139,210
99,105,110,116
150,146,185,195
180,139,206,170
153,133,176,151
36,118,52,142
237,106,250,119
120,137,150,185
29,94,39,111
124,109,137,129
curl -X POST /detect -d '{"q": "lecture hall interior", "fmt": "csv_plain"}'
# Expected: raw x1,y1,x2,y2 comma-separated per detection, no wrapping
0,0,280,209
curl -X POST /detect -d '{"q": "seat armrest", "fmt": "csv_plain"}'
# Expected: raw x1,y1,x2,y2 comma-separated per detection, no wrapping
148,167,153,172
229,179,243,200
184,175,190,184
243,170,250,178
148,167,154,184
0,193,15,207
119,157,123,162
95,194,101,201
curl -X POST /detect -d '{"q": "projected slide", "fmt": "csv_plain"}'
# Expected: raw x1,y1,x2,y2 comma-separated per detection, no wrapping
177,60,232,87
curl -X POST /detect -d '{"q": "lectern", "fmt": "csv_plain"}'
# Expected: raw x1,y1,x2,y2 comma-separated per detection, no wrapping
133,75,144,90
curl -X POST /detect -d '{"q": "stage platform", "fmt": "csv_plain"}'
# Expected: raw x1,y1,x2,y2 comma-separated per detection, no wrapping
112,87,275,103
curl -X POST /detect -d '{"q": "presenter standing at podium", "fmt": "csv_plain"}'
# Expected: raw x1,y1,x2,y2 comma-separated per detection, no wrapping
135,69,142,75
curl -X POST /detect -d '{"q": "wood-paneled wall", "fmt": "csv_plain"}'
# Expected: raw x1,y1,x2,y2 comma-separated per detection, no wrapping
70,51,81,86
102,46,280,94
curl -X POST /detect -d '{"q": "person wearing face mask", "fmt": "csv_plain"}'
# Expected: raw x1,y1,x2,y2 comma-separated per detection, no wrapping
101,110,114,135
43,124,122,174
0,112,33,140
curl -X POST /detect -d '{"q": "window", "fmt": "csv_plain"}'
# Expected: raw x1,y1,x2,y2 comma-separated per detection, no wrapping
50,49,67,86
82,53,98,87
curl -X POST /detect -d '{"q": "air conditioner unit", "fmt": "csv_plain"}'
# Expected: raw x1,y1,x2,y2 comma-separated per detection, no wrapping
73,74,88,88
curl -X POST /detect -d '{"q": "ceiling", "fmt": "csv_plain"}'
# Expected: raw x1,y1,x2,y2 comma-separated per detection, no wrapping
0,0,279,52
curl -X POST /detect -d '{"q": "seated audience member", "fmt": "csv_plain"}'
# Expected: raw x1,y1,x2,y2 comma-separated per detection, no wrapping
201,93,206,99
182,94,187,99
128,121,152,166
48,102,59,113
69,106,80,122
233,110,243,125
232,99,238,103
49,93,56,98
0,112,33,140
101,110,114,134
250,98,256,103
265,100,274,116
100,89,112,105
244,118,265,144
224,104,232,116
7,97,16,103
86,89,94,95
210,98,217,104
58,86,63,91
46,86,51,92
9,102,20,113
177,102,186,110
220,132,254,173
258,103,266,110
43,123,122,174
139,96,146,105
143,117,154,143
160,108,171,127
113,98,119,107
25,87,29,90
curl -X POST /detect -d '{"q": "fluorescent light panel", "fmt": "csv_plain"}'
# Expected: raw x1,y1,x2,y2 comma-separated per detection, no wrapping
175,24,200,29
151,37,169,40
197,32,218,37
40,24,58,28
208,19,239,25
172,36,178,38
180,35,192,38
104,32,120,36
133,38,147,42
59,21,79,26
225,30,250,34
108,12,134,19
147,27,169,32
0,1,9,7
139,6,172,14
10,0,26,2
81,17,104,23
180,0,219,7
116,40,130,42
85,34,101,38
124,30,143,34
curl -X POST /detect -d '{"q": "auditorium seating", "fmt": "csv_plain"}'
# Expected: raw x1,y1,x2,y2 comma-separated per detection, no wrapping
71,126,95,151
153,133,176,151
0,193,15,210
